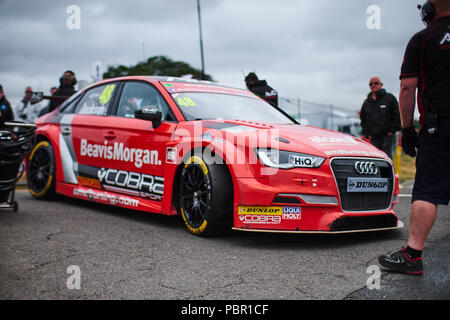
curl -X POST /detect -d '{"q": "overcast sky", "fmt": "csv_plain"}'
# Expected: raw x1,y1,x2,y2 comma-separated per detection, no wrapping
0,0,425,114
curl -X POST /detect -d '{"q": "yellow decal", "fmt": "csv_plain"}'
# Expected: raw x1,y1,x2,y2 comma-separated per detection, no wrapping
177,97,196,107
99,84,116,105
185,156,208,175
238,206,283,215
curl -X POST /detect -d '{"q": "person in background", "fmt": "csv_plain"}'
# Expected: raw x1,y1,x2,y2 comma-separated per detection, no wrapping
244,72,278,107
38,87,59,117
15,86,38,124
0,84,14,124
359,76,401,158
47,70,77,113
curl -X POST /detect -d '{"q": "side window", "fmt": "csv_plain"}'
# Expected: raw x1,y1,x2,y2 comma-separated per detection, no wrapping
74,83,117,116
59,93,83,114
116,82,173,121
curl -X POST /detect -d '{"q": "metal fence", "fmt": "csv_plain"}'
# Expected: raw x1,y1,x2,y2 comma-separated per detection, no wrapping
278,97,401,172
278,97,362,137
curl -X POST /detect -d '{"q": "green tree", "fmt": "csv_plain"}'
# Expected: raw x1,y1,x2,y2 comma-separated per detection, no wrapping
103,55,213,81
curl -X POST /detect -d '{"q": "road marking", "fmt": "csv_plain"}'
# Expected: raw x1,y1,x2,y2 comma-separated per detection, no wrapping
399,194,412,197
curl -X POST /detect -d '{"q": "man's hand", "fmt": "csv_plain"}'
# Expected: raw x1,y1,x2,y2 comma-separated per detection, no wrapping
401,126,419,157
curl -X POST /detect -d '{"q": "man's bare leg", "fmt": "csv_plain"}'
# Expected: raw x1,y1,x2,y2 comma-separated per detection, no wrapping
407,200,438,250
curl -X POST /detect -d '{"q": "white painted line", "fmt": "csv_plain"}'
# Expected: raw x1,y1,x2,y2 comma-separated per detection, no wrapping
399,194,412,197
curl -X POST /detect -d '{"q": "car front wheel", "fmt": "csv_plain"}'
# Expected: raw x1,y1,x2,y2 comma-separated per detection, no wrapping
27,140,56,199
179,153,233,237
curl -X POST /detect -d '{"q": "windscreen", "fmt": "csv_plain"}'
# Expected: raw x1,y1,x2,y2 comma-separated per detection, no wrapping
172,92,294,124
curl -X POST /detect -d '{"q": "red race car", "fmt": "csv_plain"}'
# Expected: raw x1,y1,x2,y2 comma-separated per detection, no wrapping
27,76,403,236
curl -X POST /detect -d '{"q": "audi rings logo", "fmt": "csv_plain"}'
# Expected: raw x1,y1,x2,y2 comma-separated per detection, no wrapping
354,161,378,175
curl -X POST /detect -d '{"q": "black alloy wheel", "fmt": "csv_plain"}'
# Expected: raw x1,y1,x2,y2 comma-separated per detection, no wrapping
179,153,233,237
27,141,56,199
181,164,210,229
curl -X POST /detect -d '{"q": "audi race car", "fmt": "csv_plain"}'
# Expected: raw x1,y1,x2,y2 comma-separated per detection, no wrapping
27,76,403,236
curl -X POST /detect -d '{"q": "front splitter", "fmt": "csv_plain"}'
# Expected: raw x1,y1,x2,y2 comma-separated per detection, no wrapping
232,220,404,234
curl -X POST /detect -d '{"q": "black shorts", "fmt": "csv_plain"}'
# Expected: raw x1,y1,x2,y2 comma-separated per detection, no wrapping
412,119,450,205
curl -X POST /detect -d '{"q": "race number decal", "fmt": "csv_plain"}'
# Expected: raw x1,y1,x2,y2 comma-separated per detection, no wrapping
99,84,116,105
176,97,196,107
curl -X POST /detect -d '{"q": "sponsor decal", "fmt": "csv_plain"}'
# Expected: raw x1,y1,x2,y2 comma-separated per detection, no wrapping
288,154,313,167
282,207,302,220
80,139,161,168
309,136,357,145
238,206,282,215
237,206,301,224
238,206,282,225
73,188,139,208
347,178,388,192
239,215,281,225
97,168,164,201
324,149,384,157
166,147,178,164
77,176,101,189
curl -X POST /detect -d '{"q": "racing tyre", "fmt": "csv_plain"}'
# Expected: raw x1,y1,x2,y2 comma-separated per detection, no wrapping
27,140,56,199
179,153,233,237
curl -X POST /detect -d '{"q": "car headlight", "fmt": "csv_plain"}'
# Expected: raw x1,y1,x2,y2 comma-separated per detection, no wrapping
255,148,325,169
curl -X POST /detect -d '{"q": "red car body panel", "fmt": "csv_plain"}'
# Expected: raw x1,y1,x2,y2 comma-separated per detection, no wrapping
30,76,402,234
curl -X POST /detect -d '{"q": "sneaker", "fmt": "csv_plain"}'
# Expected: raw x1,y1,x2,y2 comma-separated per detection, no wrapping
378,247,424,275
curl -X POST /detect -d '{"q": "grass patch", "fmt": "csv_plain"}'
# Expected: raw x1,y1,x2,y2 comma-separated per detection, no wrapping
397,152,416,183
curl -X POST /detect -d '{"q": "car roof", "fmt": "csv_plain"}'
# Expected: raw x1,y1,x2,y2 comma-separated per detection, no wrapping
82,75,254,98
93,75,216,86
87,75,244,91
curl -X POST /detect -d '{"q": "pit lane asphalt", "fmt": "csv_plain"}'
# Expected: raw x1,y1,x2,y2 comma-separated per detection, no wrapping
1,182,449,300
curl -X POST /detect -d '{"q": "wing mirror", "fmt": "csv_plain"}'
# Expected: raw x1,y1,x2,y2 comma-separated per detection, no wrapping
135,106,162,128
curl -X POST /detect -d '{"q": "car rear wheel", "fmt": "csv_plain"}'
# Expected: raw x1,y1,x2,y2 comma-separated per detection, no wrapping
179,153,233,237
27,140,56,199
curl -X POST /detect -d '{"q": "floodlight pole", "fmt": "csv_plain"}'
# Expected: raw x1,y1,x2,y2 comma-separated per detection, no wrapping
197,0,205,79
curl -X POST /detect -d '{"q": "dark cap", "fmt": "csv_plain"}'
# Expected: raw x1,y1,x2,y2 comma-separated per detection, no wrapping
0,84,3,92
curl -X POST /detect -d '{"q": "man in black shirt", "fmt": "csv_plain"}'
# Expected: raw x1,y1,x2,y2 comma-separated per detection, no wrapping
378,0,450,275
360,76,401,158
244,72,278,107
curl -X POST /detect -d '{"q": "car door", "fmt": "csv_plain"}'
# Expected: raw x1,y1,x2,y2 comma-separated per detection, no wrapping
70,82,120,189
94,80,177,205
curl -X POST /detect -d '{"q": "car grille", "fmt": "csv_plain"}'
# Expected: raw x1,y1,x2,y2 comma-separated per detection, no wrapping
330,158,393,211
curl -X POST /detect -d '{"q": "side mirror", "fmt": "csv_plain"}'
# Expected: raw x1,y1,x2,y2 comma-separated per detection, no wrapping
135,106,162,128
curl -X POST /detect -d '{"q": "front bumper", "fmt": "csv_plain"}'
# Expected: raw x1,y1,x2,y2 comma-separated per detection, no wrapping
232,157,402,233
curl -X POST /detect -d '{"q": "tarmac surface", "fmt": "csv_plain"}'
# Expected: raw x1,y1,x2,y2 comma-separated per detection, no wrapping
0,181,449,300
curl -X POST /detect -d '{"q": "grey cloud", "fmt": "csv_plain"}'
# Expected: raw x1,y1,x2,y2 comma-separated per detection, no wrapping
0,0,426,110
